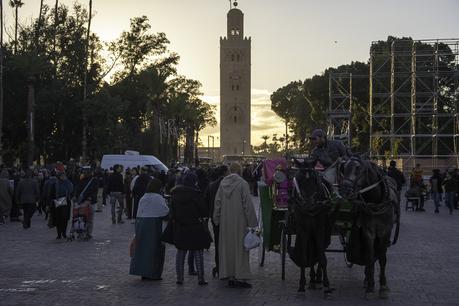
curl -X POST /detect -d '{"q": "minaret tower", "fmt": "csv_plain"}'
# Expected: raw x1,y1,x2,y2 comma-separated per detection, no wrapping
220,1,251,156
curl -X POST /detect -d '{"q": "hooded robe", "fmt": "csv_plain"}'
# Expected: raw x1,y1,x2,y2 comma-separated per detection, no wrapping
213,174,258,280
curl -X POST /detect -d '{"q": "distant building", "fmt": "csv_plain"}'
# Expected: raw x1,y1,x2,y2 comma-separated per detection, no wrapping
220,3,251,157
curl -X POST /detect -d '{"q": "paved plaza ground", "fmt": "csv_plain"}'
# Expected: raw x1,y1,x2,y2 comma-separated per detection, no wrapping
1,194,459,306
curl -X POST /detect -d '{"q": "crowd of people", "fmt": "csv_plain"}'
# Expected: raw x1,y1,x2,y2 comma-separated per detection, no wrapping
0,160,264,288
2,150,458,289
387,161,459,214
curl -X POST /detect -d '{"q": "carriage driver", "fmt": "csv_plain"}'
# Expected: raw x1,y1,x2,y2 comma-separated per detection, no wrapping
310,129,350,169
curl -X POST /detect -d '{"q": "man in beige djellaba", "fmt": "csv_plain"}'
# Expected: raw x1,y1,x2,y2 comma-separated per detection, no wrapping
213,162,258,288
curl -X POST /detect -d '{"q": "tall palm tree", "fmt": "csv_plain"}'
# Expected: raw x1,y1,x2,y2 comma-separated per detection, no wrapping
9,0,24,54
35,0,43,51
0,0,4,163
261,135,270,145
81,0,93,162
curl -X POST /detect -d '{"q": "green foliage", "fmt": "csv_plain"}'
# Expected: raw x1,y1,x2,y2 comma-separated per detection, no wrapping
1,3,215,166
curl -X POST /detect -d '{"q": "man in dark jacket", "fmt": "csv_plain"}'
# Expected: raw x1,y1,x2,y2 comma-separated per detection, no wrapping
107,165,125,224
132,166,152,219
387,160,406,202
442,169,457,215
204,165,228,278
0,169,13,224
310,129,350,168
430,169,443,213
15,170,40,229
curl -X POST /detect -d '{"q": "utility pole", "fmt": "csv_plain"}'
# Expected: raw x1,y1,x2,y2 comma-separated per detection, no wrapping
27,77,35,167
81,0,93,163
0,0,3,164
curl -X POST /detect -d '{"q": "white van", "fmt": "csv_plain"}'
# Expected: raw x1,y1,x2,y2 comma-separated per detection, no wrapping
100,152,168,173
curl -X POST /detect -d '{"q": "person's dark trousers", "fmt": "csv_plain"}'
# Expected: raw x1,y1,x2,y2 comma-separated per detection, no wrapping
253,181,258,197
55,205,70,238
10,199,21,221
454,192,458,209
188,251,195,273
133,196,140,219
212,221,220,274
22,203,36,228
102,188,107,206
125,194,133,219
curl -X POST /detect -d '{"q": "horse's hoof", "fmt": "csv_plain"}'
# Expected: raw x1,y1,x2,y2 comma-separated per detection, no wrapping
379,286,390,299
324,288,334,300
308,283,315,290
298,287,305,293
365,291,376,300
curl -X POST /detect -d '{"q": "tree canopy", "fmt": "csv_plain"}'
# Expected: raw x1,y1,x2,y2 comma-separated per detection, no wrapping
1,2,215,166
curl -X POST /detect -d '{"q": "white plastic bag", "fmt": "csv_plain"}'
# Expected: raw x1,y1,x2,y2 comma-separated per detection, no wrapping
244,228,261,250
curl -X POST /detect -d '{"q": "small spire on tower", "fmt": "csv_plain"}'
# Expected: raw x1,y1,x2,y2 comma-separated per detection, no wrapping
229,0,238,9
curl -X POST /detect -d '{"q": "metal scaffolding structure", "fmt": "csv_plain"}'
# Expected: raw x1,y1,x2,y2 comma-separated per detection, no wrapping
369,38,459,169
329,73,352,146
328,73,367,147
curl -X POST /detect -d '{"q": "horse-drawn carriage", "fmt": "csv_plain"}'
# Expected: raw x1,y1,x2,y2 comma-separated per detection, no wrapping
257,156,400,299
257,158,354,280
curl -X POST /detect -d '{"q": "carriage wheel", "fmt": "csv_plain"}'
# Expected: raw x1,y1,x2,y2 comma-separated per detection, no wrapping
339,232,353,268
258,235,265,267
344,251,353,268
280,225,287,280
257,203,265,267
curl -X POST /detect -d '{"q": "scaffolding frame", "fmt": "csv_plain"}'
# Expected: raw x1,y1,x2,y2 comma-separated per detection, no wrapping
328,73,367,147
369,38,459,169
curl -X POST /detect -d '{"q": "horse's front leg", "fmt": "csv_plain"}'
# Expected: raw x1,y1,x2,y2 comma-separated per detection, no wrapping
315,262,323,284
378,251,390,299
365,262,376,299
298,267,306,292
320,254,334,299
308,265,316,289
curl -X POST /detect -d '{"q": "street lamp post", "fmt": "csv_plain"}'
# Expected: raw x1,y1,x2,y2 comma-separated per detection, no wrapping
208,135,215,163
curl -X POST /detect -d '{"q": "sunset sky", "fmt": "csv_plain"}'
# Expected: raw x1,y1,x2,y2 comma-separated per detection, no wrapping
6,0,459,146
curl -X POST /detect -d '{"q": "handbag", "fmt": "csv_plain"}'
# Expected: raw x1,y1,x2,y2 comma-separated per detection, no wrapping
197,218,213,249
53,180,68,208
244,228,261,250
161,220,175,244
54,197,67,208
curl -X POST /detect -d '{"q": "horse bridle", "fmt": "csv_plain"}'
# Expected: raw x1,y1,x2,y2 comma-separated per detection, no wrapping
340,158,383,198
293,166,330,201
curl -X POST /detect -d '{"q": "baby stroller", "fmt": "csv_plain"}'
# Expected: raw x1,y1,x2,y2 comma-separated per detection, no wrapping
69,200,91,241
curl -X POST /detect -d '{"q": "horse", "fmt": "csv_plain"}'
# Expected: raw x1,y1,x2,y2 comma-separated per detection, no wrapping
288,158,335,298
338,156,400,299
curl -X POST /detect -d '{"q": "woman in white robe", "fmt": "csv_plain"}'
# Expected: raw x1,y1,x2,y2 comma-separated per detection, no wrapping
130,179,169,280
